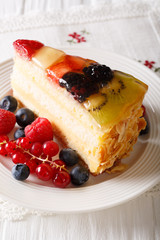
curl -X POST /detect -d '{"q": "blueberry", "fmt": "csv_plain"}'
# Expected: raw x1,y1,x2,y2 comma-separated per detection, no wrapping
16,108,35,127
70,165,89,185
12,164,30,181
59,148,79,166
0,95,17,112
14,128,25,139
140,120,149,135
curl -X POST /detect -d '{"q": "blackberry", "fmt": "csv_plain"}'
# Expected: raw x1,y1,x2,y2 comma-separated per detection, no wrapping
60,72,85,90
60,72,87,102
83,64,113,86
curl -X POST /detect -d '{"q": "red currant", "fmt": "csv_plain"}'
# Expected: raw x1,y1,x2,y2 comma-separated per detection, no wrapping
26,159,37,173
12,152,26,164
36,163,53,181
5,141,17,154
0,135,9,143
42,141,59,157
40,153,52,161
19,137,32,150
30,142,43,156
52,159,66,169
0,144,8,156
16,137,23,146
52,170,71,188
23,152,32,161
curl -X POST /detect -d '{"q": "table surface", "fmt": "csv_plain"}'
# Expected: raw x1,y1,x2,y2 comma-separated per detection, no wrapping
0,0,160,239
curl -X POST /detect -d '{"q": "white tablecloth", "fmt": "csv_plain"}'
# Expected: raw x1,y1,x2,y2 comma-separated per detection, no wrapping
0,0,160,239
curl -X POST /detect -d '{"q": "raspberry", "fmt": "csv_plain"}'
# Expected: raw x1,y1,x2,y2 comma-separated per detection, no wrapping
0,135,9,143
25,117,53,143
0,109,16,135
13,39,44,60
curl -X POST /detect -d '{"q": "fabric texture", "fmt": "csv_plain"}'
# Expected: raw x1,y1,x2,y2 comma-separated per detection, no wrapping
0,0,160,226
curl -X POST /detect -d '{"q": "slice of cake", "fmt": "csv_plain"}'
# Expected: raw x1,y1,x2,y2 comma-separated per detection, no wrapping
11,39,148,175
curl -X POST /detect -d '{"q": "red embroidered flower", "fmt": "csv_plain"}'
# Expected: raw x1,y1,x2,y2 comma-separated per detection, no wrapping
68,32,81,40
68,31,87,44
144,60,155,69
77,37,86,43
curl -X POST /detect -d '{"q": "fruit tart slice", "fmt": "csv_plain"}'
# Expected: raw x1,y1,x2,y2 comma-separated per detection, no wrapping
11,39,148,175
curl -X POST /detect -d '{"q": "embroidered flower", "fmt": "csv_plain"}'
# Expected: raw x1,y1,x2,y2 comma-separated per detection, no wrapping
67,30,89,44
68,32,81,40
144,60,155,69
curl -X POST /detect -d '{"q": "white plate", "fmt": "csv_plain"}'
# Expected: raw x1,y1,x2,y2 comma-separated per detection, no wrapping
0,48,160,213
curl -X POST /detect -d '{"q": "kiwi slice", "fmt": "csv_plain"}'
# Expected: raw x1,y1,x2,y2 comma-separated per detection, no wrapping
83,71,148,127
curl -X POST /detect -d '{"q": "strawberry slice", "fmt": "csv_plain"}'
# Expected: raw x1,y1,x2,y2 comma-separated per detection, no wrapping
47,55,92,84
13,39,44,60
47,58,72,84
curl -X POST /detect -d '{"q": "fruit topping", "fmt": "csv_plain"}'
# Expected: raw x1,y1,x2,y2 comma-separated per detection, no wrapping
59,148,79,166
0,95,18,112
42,141,59,157
16,108,35,127
36,163,53,181
33,46,65,69
12,163,30,181
52,170,71,188
83,71,148,127
14,128,25,139
70,165,89,185
83,64,113,87
0,109,16,134
13,39,44,60
60,64,113,103
47,55,94,85
25,117,53,143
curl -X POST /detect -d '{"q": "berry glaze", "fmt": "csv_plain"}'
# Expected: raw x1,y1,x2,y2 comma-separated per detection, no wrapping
13,39,114,103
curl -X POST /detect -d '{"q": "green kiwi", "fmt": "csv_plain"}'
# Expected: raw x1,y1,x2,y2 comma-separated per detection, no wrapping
83,71,148,127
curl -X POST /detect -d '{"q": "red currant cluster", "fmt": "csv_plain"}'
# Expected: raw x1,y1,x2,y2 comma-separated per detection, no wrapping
0,135,71,188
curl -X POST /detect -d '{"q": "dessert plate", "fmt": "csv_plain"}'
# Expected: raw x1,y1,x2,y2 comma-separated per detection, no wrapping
0,48,160,213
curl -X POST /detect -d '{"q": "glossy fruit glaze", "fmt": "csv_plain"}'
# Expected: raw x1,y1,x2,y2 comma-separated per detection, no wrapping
13,39,148,127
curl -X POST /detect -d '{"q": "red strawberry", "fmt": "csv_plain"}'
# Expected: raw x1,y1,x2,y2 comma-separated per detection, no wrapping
47,61,72,84
0,109,16,134
13,39,44,60
66,55,86,70
25,117,53,143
